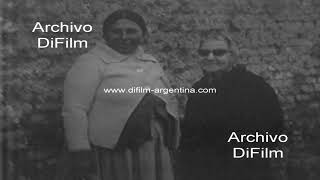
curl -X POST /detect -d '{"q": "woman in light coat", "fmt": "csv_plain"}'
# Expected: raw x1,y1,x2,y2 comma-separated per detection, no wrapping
63,9,179,180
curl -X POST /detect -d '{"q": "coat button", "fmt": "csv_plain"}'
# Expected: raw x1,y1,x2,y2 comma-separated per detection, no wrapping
136,68,144,72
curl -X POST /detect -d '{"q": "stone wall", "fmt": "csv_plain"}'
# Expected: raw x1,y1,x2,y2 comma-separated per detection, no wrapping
2,0,320,179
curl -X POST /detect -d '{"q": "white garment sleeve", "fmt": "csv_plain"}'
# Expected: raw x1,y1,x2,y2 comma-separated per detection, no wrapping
62,55,101,151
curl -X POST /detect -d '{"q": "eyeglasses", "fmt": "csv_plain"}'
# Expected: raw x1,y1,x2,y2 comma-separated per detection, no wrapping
198,49,229,57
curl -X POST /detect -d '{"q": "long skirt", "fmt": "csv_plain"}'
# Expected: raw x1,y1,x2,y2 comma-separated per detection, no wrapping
94,122,175,180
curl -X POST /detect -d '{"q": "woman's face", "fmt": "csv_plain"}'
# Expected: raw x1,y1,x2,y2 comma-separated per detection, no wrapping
105,19,144,55
198,39,232,72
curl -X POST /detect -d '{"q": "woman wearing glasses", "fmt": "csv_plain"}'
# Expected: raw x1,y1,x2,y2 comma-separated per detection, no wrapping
62,9,179,180
178,30,284,180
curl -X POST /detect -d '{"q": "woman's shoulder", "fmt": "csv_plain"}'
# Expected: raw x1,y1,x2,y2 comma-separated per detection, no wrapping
191,75,211,89
231,64,275,92
74,42,114,65
138,53,159,63
232,64,265,83
67,50,104,76
73,52,103,68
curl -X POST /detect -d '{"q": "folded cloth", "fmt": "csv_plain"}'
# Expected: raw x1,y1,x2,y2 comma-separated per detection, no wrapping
115,93,153,150
116,93,179,150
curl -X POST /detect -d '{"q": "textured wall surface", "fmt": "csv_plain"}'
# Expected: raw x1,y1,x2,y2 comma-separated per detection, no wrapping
2,0,320,179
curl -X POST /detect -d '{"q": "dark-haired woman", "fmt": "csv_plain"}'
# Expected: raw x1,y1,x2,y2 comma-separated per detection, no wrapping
63,9,179,180
179,31,284,180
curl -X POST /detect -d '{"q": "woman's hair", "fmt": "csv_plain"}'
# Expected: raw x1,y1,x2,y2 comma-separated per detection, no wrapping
199,29,233,49
102,9,148,38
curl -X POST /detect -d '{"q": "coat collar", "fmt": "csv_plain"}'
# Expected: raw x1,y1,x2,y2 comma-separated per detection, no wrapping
89,41,157,64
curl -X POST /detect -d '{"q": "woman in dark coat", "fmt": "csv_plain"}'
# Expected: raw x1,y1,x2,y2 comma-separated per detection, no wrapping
62,9,179,180
178,30,284,180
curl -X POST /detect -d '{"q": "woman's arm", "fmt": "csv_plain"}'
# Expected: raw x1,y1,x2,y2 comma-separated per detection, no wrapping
63,55,101,151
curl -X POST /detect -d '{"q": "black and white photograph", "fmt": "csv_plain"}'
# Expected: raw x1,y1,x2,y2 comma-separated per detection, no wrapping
1,0,320,180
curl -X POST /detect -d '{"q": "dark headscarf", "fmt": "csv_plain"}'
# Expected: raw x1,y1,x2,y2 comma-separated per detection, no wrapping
103,9,148,38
